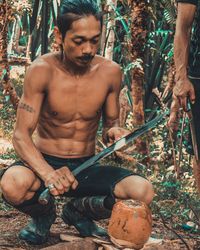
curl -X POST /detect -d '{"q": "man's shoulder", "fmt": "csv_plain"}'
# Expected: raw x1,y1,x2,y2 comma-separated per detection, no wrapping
25,53,56,88
94,56,122,88
27,53,56,77
31,52,55,70
95,55,121,74
177,0,198,6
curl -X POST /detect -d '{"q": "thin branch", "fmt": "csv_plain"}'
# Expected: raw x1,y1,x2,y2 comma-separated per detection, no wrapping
168,128,179,177
159,212,192,250
187,203,200,228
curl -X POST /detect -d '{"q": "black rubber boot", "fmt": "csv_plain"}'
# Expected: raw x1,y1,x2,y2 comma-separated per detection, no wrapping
16,196,56,245
72,196,113,220
18,213,56,244
62,196,114,238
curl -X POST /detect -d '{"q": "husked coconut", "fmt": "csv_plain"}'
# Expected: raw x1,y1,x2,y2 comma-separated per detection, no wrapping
108,200,152,249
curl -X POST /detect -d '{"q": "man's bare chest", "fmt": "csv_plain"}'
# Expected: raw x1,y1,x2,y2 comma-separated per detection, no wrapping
43,75,109,121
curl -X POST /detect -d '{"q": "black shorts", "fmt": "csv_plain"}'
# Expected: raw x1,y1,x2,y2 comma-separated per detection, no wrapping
187,78,200,157
7,153,139,198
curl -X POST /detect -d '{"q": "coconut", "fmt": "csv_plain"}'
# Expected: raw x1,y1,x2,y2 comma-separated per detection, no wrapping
108,200,152,249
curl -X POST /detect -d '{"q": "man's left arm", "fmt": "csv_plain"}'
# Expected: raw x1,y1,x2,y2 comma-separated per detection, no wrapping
102,63,129,145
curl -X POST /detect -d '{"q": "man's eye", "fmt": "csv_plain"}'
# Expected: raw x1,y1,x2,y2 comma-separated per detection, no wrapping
91,40,99,44
74,40,83,45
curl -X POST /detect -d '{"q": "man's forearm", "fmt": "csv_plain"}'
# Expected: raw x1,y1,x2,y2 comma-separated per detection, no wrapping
102,118,119,144
174,28,191,80
12,132,53,180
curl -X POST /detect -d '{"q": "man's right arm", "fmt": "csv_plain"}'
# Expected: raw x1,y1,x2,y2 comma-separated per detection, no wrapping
13,60,78,195
13,60,53,178
173,2,197,111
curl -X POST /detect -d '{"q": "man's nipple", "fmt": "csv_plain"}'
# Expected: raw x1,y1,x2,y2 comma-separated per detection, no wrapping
51,111,58,116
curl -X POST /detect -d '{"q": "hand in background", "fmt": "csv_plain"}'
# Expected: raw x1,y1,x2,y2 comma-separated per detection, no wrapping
106,127,129,146
173,77,195,111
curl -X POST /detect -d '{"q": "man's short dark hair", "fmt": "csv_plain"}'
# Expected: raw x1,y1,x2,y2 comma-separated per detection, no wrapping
57,0,103,40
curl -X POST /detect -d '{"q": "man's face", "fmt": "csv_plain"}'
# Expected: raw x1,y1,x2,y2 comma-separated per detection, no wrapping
62,15,101,67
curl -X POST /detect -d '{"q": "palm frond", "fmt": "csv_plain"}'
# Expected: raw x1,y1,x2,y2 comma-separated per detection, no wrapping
162,0,177,25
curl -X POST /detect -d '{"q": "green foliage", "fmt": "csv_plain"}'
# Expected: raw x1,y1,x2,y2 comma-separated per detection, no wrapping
152,173,200,232
144,0,176,113
1,148,18,160
0,102,16,136
161,0,177,25
144,29,174,111
101,0,176,118
0,68,24,136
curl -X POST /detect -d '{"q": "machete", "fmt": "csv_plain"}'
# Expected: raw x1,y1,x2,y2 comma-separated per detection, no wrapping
38,110,168,204
187,101,199,161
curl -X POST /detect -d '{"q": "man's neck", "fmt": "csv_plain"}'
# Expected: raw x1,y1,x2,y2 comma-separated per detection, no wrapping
61,53,92,77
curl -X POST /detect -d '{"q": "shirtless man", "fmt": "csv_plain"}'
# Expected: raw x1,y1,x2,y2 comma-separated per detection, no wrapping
0,0,154,245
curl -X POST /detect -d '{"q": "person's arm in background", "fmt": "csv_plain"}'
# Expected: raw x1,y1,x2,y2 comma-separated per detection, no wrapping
173,2,197,111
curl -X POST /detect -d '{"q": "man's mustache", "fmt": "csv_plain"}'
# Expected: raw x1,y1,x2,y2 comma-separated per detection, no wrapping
78,55,94,61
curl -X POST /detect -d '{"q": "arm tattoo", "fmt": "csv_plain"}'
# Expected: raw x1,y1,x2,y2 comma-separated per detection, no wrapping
18,102,35,113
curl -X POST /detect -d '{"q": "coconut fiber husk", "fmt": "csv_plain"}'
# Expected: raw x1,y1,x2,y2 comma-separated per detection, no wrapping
108,200,152,250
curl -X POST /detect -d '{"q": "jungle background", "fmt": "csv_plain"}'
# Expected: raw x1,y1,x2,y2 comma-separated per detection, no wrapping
0,0,200,249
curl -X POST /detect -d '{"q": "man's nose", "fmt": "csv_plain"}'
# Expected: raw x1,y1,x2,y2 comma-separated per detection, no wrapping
82,42,93,54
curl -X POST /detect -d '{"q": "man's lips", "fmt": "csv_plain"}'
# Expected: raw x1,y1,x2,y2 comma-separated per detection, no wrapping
78,56,94,63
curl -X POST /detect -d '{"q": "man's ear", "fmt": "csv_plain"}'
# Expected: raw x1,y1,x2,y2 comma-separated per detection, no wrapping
54,26,63,45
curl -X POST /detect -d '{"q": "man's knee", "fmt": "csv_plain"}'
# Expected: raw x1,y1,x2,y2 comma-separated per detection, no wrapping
114,175,154,205
129,178,154,205
1,166,39,205
142,181,154,204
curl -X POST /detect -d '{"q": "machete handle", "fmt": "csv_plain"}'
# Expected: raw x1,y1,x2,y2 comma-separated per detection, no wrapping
39,168,77,204
38,188,51,205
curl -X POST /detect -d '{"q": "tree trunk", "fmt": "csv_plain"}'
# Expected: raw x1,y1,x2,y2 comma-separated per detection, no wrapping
165,62,182,167
41,0,49,55
99,1,106,56
104,0,117,60
11,14,21,54
162,61,176,101
0,0,20,110
129,0,149,159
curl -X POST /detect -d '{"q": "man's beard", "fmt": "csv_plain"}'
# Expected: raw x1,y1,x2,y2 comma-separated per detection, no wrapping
77,54,94,64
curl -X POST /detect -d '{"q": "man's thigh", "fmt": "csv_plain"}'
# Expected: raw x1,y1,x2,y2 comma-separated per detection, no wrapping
65,164,141,198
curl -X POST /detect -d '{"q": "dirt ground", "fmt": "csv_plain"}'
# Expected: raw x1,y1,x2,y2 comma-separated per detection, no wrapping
0,201,199,250
0,139,200,250
0,118,200,249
